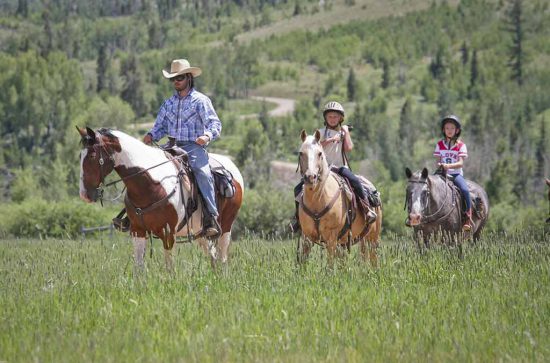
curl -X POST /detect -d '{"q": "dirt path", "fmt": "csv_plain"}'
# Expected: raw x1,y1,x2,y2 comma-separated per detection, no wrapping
250,96,296,117
131,96,296,129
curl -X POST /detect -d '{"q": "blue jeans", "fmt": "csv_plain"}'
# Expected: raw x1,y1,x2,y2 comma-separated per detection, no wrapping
452,174,471,211
178,142,218,217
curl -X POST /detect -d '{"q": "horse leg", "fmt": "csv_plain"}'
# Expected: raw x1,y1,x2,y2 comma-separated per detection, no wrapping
196,237,218,268
326,243,337,269
296,238,312,264
368,239,378,267
162,229,176,273
217,232,231,264
197,236,208,255
132,234,147,270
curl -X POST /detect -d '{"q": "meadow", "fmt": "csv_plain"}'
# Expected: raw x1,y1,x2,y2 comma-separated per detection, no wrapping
1,230,549,362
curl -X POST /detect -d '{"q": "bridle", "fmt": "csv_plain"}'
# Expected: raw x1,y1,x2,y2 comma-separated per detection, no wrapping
405,177,455,225
85,137,187,205
296,148,323,185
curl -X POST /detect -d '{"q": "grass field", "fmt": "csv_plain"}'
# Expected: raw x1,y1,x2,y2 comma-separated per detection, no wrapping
1,231,549,362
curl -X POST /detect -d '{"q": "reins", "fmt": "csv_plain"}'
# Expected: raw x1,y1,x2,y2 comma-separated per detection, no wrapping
405,177,456,225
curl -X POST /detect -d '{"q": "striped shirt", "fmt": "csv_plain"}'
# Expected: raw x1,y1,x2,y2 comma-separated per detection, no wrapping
149,88,221,143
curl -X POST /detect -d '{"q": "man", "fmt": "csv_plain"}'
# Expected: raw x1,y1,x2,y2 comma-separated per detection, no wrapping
114,58,222,237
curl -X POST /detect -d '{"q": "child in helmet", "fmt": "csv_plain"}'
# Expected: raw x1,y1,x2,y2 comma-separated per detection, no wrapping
434,115,472,230
290,101,377,233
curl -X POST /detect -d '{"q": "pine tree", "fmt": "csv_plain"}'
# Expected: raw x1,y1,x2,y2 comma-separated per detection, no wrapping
381,60,390,89
16,0,28,17
40,7,54,57
460,41,469,65
535,118,547,178
347,67,357,101
468,49,479,99
505,0,524,86
429,47,445,80
120,55,147,117
97,44,109,93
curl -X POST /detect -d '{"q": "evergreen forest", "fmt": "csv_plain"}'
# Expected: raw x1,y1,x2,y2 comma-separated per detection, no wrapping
0,0,549,238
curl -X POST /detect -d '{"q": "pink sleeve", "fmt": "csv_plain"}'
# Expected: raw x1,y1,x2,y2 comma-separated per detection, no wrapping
459,143,468,158
433,143,441,157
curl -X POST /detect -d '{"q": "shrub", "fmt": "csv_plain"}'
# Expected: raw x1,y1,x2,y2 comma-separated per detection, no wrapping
0,199,118,239
233,184,295,239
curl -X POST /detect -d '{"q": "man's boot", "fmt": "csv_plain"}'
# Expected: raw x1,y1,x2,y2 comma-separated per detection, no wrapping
112,208,130,232
462,209,473,231
203,214,221,238
288,201,301,233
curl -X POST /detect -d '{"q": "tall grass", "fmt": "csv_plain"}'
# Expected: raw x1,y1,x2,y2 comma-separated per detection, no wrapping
1,230,548,362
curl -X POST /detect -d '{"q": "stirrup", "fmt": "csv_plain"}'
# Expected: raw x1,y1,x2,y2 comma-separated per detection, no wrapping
365,208,377,225
202,217,221,238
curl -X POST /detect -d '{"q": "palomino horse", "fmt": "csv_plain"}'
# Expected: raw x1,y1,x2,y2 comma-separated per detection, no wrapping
405,167,489,251
78,127,243,270
296,130,382,266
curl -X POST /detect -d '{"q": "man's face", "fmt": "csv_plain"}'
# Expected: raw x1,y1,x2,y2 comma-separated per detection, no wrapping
171,73,190,92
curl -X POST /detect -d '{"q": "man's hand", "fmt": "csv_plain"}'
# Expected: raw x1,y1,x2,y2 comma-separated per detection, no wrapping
195,135,210,146
143,133,153,145
438,162,449,170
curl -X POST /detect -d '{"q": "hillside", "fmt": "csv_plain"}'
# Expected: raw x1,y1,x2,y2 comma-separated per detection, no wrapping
0,0,549,236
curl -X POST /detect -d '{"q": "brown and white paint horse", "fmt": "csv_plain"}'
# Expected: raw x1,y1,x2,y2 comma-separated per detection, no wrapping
78,127,243,270
297,130,382,266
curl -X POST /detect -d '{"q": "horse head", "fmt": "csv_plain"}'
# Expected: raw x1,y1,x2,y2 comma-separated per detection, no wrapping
405,167,431,226
77,126,120,203
299,129,329,186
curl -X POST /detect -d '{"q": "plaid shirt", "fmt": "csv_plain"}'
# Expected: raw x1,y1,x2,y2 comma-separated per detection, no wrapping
149,88,221,143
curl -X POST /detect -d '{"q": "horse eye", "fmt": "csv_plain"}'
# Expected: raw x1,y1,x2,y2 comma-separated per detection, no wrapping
318,152,322,158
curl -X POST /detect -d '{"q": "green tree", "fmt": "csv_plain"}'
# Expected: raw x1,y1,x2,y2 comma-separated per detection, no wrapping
120,55,147,117
505,0,525,86
347,67,357,101
468,49,479,99
381,59,390,89
16,0,28,17
236,121,271,189
96,44,109,93
460,41,469,65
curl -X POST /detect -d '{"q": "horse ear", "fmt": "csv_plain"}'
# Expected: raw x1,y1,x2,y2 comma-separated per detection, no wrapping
314,129,321,142
86,127,96,142
300,129,307,142
76,126,87,138
421,168,429,180
405,167,412,179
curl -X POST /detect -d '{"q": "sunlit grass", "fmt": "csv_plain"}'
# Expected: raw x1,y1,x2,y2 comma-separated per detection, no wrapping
1,231,548,362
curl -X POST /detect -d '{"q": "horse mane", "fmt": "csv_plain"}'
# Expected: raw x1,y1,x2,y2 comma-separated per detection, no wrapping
97,128,118,140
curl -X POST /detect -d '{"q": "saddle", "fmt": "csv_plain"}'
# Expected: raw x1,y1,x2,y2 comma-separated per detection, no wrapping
160,138,236,199
329,167,381,209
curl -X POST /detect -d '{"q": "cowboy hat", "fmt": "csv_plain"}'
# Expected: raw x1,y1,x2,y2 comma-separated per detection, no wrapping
162,59,202,79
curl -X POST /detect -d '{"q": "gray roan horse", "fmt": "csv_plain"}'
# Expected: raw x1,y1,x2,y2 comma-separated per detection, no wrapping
405,167,489,252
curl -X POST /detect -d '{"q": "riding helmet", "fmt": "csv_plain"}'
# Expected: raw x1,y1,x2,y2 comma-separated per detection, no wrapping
440,114,462,137
323,101,345,118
